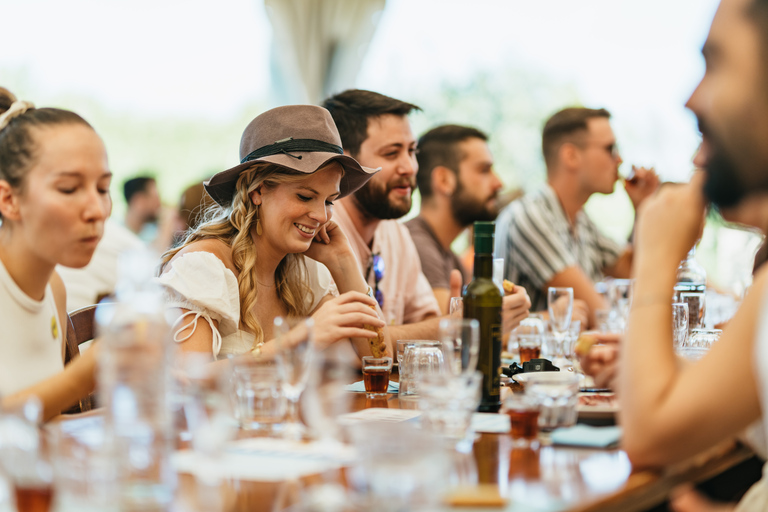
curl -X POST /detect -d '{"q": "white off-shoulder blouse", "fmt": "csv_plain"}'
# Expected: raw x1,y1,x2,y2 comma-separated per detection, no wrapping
157,251,336,359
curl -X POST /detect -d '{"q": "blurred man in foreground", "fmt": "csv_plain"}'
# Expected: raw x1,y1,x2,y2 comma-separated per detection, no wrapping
582,0,768,508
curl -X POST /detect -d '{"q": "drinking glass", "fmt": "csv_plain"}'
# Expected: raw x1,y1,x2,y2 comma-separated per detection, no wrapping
362,356,393,398
399,342,445,400
672,302,689,349
686,328,722,349
449,297,463,320
512,320,545,364
503,392,540,448
439,318,480,375
562,320,582,369
302,347,357,444
0,399,55,512
417,371,482,451
594,308,621,333
524,372,580,431
548,287,574,361
396,339,438,372
50,424,116,511
348,421,452,511
681,292,706,332
232,358,287,434
610,279,633,332
274,316,315,440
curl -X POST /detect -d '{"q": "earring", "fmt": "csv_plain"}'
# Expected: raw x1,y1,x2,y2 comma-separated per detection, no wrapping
255,205,263,236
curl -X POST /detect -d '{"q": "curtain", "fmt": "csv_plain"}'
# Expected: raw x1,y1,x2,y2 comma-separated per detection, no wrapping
265,0,387,105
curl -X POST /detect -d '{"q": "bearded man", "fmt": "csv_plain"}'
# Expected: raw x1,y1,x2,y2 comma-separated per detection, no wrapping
322,89,443,337
406,125,506,314
323,90,531,341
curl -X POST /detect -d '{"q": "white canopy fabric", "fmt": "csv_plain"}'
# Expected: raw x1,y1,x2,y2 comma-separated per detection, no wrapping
265,0,386,104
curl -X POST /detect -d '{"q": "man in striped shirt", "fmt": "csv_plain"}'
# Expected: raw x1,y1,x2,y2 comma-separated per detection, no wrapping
494,107,658,327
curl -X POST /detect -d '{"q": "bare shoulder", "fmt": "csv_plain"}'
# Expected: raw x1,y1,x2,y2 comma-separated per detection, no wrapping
167,239,236,276
738,266,768,313
751,265,768,291
49,270,66,309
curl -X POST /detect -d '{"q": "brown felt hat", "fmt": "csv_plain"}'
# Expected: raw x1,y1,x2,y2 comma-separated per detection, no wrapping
205,105,379,206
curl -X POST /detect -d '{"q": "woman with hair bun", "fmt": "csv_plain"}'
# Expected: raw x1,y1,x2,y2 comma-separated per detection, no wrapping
159,105,389,360
0,87,112,420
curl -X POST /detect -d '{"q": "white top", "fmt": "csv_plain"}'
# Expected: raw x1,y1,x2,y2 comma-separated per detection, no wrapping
0,258,63,396
157,251,335,359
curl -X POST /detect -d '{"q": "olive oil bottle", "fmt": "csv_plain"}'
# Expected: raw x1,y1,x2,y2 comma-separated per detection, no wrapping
463,221,503,412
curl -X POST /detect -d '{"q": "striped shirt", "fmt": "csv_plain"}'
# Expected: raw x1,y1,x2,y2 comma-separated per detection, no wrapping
494,184,621,311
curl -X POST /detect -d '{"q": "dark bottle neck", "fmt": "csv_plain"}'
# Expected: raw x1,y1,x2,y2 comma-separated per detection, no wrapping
474,253,493,279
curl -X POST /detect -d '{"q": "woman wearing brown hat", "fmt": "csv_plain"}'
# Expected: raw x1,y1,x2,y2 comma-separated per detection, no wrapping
0,88,110,420
159,105,388,360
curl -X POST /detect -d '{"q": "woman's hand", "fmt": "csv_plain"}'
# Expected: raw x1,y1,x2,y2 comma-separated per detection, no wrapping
310,291,385,351
502,285,531,335
303,220,353,272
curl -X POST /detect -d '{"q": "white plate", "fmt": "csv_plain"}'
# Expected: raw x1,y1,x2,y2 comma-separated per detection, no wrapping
511,371,594,389
511,371,560,385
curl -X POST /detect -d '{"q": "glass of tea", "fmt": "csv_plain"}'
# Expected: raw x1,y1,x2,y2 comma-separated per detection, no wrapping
362,356,393,398
513,320,544,364
0,399,55,512
503,392,540,448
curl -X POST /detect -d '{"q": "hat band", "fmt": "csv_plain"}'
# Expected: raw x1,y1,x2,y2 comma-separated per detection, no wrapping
240,138,343,164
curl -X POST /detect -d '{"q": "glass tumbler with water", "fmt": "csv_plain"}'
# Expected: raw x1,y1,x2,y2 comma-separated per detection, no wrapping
399,342,445,400
524,372,580,431
96,250,175,510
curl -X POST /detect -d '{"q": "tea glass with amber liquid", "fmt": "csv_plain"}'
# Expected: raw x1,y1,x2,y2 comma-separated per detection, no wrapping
503,392,540,448
362,356,392,398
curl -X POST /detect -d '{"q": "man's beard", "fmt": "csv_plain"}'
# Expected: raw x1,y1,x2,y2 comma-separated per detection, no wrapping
450,181,498,227
699,118,748,209
353,176,415,220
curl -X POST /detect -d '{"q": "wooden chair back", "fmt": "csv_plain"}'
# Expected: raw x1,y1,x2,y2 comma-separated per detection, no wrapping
63,304,100,414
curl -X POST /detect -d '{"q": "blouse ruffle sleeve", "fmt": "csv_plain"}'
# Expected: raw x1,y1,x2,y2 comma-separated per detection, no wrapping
156,252,240,358
302,258,337,312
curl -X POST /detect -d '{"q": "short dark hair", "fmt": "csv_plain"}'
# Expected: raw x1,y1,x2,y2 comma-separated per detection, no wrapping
416,125,488,199
322,89,421,157
542,107,611,169
123,176,156,204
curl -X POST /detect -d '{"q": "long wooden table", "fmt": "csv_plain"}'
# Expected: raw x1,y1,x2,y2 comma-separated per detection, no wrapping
56,385,757,512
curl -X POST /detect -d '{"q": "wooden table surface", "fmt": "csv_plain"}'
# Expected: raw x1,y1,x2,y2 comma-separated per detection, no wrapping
56,383,755,512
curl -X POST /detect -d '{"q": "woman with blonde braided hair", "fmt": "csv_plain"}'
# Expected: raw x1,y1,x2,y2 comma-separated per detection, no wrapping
159,105,389,360
0,88,111,420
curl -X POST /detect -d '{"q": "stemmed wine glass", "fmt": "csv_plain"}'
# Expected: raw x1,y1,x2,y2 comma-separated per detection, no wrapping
274,316,315,441
547,287,574,367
